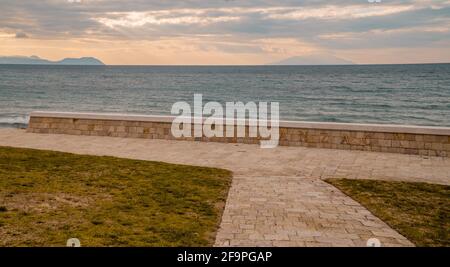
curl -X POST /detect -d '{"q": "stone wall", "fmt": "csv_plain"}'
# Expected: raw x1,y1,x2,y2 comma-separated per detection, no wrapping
27,112,450,157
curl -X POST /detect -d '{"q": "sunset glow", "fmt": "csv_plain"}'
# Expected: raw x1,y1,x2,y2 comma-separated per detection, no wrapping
1,0,449,65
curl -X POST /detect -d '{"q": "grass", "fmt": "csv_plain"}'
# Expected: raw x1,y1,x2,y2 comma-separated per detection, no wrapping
326,178,449,247
0,146,232,247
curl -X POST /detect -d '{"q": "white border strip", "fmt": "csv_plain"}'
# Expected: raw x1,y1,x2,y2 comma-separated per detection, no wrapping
30,111,450,136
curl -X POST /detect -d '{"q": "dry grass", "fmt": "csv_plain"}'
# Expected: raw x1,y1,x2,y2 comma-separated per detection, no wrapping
0,146,232,247
326,178,449,247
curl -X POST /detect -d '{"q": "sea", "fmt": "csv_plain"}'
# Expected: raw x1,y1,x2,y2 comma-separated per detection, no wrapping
0,64,449,128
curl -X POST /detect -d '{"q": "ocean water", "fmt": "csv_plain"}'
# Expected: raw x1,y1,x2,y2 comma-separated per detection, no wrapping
0,64,449,128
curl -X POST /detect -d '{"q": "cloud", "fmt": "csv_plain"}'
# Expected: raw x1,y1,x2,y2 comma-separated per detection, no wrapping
0,0,449,63
91,4,429,30
15,32,28,38
96,11,241,28
264,4,416,20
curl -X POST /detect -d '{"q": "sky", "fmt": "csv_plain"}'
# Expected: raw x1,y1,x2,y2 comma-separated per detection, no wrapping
0,0,449,65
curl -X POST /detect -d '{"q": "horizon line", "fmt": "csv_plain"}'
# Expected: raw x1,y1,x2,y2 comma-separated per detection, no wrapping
1,62,450,66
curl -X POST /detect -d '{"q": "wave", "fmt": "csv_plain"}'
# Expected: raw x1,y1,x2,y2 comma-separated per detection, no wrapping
0,115,29,128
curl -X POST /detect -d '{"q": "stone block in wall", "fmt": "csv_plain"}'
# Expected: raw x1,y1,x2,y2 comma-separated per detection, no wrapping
423,135,436,142
399,140,410,148
431,143,444,150
377,139,391,147
435,135,449,143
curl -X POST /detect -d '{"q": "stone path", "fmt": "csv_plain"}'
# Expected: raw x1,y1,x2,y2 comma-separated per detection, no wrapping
1,129,448,246
215,176,412,247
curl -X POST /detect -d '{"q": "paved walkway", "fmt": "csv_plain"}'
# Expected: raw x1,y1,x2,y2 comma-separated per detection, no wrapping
215,176,412,247
1,129,449,246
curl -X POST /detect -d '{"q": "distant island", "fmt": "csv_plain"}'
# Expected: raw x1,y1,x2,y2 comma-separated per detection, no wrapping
0,55,105,65
270,54,354,65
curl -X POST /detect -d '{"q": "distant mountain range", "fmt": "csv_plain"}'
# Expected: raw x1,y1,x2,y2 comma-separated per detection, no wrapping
1,54,353,66
270,54,354,65
0,55,105,65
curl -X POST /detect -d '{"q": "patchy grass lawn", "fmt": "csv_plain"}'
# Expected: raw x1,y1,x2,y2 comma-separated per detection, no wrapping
0,146,232,247
326,178,449,247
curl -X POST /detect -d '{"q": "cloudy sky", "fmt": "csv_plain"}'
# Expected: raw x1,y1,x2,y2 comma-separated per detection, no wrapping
0,0,449,65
